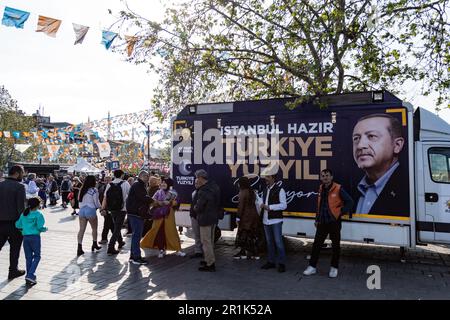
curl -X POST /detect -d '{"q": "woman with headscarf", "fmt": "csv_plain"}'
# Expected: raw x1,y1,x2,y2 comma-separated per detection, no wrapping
233,176,265,260
140,177,186,258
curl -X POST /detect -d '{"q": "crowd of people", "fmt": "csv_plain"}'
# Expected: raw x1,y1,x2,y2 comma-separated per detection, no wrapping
0,162,355,287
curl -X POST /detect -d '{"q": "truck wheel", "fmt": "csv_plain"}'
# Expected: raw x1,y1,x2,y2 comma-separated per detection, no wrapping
400,246,406,263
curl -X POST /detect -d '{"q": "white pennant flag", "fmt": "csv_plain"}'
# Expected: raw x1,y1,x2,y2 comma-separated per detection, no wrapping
96,142,111,158
72,23,89,45
47,145,61,156
14,144,32,153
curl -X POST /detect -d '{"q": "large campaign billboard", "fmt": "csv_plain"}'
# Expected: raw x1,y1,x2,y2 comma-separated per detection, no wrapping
172,97,410,219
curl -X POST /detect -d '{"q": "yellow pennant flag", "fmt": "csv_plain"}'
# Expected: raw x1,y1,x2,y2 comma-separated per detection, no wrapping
36,15,62,37
125,36,138,57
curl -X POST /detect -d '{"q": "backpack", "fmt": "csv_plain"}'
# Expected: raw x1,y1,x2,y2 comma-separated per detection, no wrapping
106,181,124,211
61,180,70,192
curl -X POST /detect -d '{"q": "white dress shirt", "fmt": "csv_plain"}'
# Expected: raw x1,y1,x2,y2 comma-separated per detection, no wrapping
262,184,287,225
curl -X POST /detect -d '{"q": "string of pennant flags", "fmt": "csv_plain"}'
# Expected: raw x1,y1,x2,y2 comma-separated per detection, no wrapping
1,6,138,55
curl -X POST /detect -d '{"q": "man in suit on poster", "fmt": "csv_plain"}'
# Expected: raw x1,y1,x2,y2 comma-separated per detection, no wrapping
352,113,409,216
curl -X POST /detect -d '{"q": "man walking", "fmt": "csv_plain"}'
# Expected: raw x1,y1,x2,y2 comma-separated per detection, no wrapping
0,165,26,280
303,169,353,278
98,175,113,244
101,170,131,256
189,179,203,259
193,170,221,272
260,173,288,273
126,171,153,265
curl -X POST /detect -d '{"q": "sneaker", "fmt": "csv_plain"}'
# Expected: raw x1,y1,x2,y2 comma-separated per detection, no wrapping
129,257,148,265
8,269,25,280
158,250,165,258
107,248,120,256
260,262,276,270
176,251,186,257
189,253,203,259
250,256,261,260
25,277,37,285
233,252,247,260
98,239,108,245
278,264,286,273
198,263,216,272
329,267,338,278
303,266,317,276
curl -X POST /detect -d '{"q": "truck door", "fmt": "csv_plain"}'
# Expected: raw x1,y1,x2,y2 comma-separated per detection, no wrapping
417,143,450,244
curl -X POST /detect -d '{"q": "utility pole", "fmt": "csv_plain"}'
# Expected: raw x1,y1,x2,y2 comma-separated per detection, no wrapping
107,111,111,141
141,122,150,170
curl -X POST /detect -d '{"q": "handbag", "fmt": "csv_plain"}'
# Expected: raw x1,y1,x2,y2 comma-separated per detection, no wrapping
138,205,153,220
67,192,74,200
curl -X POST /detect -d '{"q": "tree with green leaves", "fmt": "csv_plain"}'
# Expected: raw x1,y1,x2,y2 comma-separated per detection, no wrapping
0,86,36,170
114,0,449,116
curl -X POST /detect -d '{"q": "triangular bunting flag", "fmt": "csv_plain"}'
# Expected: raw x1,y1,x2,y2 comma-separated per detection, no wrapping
36,15,62,38
47,145,61,156
101,30,118,50
72,23,89,45
14,144,32,153
4,131,11,138
2,7,30,29
125,36,138,57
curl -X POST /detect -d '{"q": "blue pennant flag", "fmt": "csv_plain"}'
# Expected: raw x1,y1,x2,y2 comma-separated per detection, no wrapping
12,131,20,139
101,30,118,50
2,7,30,29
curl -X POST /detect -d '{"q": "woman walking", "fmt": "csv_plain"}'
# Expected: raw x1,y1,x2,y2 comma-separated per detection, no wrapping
25,173,39,199
60,176,72,209
233,177,265,260
76,175,102,256
141,177,186,258
36,178,47,209
71,177,82,216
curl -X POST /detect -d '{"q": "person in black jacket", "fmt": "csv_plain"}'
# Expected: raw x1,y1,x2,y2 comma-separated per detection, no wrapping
125,170,153,265
0,165,26,280
98,175,113,244
193,169,221,272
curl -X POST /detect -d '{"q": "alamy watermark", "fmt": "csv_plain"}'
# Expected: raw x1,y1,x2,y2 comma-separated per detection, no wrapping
366,265,381,290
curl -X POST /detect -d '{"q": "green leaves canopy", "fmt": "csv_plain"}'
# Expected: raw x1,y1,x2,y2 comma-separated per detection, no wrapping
117,0,450,117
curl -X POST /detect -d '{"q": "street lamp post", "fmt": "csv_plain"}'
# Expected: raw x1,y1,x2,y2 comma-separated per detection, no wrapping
141,122,150,170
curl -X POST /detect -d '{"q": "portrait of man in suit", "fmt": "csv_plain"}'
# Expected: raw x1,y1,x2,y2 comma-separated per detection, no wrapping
352,113,409,216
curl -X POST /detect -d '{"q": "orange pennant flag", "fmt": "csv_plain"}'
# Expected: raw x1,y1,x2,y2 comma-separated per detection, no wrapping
125,36,138,57
36,15,62,37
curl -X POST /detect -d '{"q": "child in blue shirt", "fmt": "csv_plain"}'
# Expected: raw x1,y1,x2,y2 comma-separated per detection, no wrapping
15,197,48,286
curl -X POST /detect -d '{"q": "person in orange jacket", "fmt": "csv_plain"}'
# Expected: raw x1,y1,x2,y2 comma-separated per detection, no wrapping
303,169,353,278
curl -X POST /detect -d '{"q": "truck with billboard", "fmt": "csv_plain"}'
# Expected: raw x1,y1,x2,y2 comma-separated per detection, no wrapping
171,90,450,250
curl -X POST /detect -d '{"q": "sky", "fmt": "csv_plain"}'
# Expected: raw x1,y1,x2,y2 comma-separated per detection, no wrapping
0,0,449,125
0,0,165,124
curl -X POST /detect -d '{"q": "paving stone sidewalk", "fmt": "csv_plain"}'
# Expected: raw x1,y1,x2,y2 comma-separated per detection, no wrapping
1,205,450,300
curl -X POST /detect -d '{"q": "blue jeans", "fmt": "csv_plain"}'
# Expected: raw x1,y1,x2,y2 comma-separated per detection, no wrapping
263,222,286,265
128,215,144,259
23,235,41,280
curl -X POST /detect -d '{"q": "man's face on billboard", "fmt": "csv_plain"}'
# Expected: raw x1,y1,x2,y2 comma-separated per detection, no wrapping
352,117,404,175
